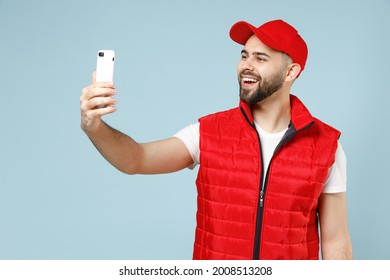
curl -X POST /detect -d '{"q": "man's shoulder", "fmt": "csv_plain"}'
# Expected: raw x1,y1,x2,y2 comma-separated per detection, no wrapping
312,117,341,138
198,106,241,123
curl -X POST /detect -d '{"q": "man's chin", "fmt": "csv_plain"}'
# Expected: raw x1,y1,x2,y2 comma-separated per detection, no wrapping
240,91,272,105
240,90,255,103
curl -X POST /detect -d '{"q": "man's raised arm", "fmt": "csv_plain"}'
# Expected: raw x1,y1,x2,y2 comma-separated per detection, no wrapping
80,72,193,174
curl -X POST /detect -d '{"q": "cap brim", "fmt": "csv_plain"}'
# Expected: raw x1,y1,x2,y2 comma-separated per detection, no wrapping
229,21,257,45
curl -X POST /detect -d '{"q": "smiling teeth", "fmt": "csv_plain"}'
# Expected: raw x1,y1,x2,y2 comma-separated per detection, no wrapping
243,77,258,82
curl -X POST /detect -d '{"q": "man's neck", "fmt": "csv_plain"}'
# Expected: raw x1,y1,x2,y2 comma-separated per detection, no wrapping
251,90,291,133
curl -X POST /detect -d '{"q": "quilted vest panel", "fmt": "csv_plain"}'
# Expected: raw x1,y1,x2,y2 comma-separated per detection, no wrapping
193,95,340,260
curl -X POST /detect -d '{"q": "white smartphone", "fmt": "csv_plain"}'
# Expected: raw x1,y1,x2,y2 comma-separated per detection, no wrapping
96,50,115,82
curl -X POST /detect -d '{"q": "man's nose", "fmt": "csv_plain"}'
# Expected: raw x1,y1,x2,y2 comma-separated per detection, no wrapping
240,57,254,71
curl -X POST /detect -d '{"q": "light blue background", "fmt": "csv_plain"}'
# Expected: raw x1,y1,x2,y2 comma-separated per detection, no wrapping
0,0,389,260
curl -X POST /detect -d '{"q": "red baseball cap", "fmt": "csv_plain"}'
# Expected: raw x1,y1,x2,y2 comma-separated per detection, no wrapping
230,20,308,77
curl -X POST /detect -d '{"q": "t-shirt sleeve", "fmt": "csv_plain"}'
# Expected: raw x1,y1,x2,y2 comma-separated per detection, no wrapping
322,141,347,193
173,123,200,170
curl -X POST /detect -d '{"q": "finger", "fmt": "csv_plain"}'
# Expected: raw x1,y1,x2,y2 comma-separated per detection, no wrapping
84,96,117,110
92,71,96,84
80,84,96,103
82,86,116,103
93,81,115,89
91,87,117,98
92,104,117,117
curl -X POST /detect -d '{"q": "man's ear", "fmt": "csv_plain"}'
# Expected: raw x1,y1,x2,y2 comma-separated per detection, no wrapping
285,63,301,82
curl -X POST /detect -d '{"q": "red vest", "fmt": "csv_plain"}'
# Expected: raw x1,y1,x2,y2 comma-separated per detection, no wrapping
193,95,340,260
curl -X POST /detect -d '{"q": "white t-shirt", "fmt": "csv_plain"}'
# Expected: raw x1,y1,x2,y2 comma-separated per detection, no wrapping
174,122,347,193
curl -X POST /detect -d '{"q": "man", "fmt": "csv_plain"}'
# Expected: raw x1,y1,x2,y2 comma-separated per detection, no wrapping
80,20,352,260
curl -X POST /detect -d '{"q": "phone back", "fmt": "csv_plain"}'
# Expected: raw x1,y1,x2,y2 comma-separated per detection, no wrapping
96,50,115,82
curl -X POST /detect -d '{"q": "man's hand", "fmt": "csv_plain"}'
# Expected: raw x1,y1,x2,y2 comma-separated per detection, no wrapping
80,72,117,133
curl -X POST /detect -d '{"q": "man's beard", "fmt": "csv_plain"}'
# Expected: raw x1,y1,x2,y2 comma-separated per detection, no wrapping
239,68,285,105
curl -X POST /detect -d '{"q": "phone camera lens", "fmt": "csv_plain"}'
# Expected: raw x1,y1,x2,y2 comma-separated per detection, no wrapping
98,52,104,57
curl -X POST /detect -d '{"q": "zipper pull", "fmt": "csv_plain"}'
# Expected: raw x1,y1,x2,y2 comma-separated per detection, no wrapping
260,191,264,207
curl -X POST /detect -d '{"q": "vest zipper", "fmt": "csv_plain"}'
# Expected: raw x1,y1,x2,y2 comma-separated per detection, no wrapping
252,124,297,259
240,107,264,260
252,125,264,260
253,121,314,259
240,107,316,259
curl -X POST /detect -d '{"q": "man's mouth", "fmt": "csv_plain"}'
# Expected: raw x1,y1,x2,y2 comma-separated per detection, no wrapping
242,77,258,83
241,76,259,87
